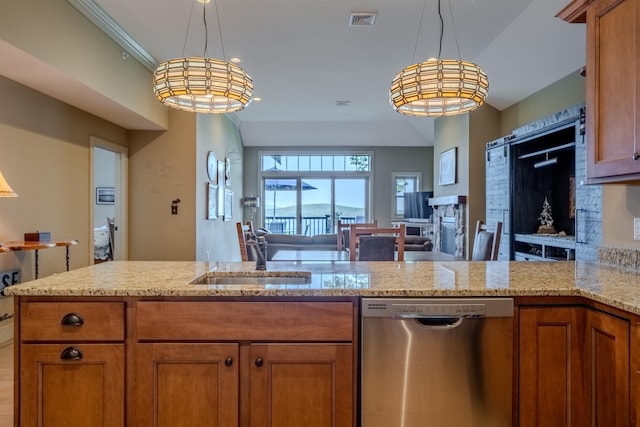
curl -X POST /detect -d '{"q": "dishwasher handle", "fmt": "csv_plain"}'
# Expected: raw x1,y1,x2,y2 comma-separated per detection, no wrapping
394,314,465,328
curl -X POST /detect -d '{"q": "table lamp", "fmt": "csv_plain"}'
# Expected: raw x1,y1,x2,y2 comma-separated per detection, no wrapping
0,168,17,197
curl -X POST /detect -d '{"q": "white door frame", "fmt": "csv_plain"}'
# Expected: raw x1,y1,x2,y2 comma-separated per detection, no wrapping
89,136,128,261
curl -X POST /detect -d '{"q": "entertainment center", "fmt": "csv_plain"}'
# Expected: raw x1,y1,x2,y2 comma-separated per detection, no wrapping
485,103,602,262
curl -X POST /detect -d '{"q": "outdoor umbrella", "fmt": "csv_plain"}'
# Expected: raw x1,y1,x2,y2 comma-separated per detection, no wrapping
264,179,317,227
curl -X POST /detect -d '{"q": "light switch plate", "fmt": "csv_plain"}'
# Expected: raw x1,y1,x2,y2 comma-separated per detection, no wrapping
634,218,640,240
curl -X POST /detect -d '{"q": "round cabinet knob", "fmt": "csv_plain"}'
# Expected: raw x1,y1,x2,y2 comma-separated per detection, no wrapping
633,152,640,161
255,358,264,367
60,347,83,361
61,313,84,327
224,358,233,367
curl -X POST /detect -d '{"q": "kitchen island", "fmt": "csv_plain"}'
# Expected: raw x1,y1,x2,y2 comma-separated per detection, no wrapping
6,260,640,426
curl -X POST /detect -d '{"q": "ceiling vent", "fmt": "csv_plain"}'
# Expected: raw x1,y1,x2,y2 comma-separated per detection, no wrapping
349,12,377,26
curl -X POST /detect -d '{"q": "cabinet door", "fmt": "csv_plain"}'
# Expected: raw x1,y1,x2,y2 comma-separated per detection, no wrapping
249,343,353,427
519,307,585,427
632,321,640,427
585,309,630,427
586,0,640,181
20,343,124,427
133,343,239,427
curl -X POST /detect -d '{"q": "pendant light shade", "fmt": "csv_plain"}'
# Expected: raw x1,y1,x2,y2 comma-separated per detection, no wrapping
390,58,488,117
390,0,489,117
152,0,254,114
0,169,17,197
153,57,253,114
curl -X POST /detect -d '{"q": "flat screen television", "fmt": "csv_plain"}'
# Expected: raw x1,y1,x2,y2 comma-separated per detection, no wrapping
403,191,433,220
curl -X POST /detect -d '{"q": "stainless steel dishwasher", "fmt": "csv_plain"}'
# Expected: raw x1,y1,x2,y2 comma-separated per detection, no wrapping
361,297,514,427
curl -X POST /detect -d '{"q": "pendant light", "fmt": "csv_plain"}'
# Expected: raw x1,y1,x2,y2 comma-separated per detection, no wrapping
390,0,488,117
153,0,253,114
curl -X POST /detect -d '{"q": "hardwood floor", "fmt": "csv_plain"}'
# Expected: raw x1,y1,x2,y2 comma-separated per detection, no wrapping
0,341,13,427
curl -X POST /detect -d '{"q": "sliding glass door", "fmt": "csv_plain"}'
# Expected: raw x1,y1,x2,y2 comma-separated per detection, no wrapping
263,177,368,235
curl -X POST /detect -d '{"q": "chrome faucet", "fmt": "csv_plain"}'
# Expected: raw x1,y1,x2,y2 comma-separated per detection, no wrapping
246,234,267,270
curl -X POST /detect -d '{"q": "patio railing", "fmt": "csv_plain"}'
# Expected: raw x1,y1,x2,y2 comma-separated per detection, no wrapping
265,216,357,235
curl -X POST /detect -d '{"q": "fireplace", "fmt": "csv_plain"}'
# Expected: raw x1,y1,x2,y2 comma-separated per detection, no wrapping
428,195,467,258
441,217,456,255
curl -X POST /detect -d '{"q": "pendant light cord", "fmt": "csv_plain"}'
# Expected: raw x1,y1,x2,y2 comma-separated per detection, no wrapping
181,1,195,57
214,0,227,60
411,0,427,64
437,0,443,58
447,0,462,60
203,2,209,57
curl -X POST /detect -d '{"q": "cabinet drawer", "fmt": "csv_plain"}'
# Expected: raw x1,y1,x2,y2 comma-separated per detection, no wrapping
136,301,354,341
20,302,125,341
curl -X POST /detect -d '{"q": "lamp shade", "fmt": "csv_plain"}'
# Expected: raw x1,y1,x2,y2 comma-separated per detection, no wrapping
153,57,253,114
0,169,17,197
390,58,488,117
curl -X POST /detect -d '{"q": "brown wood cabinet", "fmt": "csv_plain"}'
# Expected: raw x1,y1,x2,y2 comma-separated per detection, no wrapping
17,301,126,427
249,343,353,427
16,298,356,427
133,300,356,427
519,306,585,427
585,309,630,426
632,321,640,427
519,304,631,427
133,343,240,426
559,0,640,183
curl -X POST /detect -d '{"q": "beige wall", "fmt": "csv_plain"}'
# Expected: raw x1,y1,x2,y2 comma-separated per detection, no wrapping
128,110,244,262
433,104,502,257
195,115,245,262
242,146,434,228
0,76,127,280
128,111,197,261
0,0,167,130
501,71,586,135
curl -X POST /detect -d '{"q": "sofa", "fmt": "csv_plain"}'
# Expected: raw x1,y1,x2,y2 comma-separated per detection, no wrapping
341,230,432,252
404,235,433,251
258,232,338,260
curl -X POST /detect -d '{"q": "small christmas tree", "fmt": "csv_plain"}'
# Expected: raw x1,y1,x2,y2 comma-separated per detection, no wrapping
537,197,556,234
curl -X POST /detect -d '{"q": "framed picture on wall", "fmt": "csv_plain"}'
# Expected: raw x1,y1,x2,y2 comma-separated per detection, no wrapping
225,157,231,186
439,147,457,186
96,187,115,205
217,161,225,217
224,190,234,221
207,183,218,220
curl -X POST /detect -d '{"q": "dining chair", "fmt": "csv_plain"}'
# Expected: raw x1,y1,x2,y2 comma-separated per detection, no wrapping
358,236,397,261
236,221,255,261
471,220,502,261
337,219,377,251
349,224,405,261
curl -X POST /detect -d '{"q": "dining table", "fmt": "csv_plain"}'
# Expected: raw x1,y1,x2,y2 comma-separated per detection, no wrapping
270,249,464,262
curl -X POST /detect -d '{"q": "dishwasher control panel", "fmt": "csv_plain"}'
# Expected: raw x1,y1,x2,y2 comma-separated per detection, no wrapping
362,298,514,318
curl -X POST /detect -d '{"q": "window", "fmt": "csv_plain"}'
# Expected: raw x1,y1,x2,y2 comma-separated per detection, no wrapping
260,152,372,234
392,173,421,218
261,154,371,172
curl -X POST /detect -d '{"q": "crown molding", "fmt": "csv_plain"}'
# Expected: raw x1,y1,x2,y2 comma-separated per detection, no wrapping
66,0,157,71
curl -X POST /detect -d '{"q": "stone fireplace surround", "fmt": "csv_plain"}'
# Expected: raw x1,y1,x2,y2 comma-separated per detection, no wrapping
428,195,467,258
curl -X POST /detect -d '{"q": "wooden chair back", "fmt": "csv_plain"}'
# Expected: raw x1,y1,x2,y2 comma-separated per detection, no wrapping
235,221,254,261
337,219,377,251
358,236,397,261
349,224,405,261
472,220,502,261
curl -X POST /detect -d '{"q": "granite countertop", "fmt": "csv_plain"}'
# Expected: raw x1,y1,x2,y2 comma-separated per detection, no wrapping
5,260,640,315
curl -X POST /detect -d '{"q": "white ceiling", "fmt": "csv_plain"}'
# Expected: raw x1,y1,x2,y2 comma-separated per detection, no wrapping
2,0,587,147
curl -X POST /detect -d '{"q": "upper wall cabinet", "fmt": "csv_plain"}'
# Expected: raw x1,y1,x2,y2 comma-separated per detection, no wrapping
559,0,640,183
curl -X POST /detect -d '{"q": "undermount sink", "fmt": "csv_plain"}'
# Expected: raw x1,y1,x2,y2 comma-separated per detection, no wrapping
189,271,312,286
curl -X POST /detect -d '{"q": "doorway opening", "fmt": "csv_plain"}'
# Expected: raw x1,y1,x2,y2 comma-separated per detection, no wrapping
90,137,128,262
